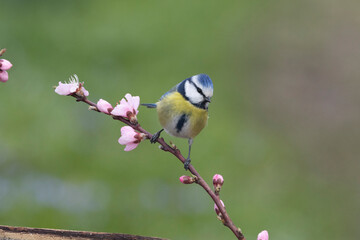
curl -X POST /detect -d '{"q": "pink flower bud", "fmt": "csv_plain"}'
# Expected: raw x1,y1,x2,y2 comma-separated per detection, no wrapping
55,74,89,97
0,59,12,71
213,174,224,194
0,70,9,82
257,230,269,240
111,93,140,124
214,200,225,216
179,175,196,184
0,59,12,83
118,126,145,151
97,99,113,114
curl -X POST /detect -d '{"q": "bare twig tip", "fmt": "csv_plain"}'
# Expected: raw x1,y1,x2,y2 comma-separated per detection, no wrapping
0,48,6,56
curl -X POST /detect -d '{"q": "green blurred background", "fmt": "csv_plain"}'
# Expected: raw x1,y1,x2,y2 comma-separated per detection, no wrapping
1,0,359,239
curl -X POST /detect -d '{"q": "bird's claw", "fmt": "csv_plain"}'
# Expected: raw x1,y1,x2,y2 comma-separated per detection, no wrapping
184,158,191,171
150,129,163,144
150,134,159,144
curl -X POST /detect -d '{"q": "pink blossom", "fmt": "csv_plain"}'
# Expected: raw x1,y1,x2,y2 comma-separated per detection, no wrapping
55,74,89,97
97,99,113,114
0,59,12,70
257,230,269,240
213,174,224,194
0,70,9,82
118,126,145,151
214,200,225,216
111,93,140,124
179,175,196,184
0,59,12,83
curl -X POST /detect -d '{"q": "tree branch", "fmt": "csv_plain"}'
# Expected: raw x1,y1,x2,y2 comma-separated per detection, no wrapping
0,225,167,240
72,95,245,240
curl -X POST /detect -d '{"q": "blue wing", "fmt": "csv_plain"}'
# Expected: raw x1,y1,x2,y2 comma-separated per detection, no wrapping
140,83,179,108
141,78,188,108
141,103,157,108
159,83,179,100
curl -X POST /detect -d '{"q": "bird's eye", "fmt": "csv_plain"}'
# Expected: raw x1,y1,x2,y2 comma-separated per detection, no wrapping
196,88,202,93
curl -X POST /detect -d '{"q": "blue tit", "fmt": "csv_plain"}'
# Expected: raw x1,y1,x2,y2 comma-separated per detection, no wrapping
142,73,213,170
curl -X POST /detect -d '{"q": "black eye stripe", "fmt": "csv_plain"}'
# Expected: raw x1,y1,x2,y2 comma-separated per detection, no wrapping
190,80,206,97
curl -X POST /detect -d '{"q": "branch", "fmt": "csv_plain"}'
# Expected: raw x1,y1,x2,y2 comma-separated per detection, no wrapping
0,48,6,56
0,225,167,240
71,94,245,240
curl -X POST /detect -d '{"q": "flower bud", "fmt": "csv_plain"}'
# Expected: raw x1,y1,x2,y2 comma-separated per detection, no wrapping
257,230,269,240
213,174,224,195
0,59,12,70
0,70,9,82
97,99,113,114
214,200,225,216
179,175,196,184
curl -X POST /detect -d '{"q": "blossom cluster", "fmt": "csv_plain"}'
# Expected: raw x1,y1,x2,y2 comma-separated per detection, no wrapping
55,74,89,97
55,75,144,151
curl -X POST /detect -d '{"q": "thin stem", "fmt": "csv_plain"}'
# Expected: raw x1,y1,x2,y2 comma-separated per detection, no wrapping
72,95,245,240
0,48,6,56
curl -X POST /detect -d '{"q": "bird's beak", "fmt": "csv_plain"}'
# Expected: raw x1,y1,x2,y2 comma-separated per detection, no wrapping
205,97,211,103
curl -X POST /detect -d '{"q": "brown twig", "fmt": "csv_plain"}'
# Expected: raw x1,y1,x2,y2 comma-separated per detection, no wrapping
72,95,245,240
0,225,167,240
0,48,6,56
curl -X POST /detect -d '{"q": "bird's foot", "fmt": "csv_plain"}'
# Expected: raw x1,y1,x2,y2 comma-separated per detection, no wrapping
150,129,164,144
184,158,191,171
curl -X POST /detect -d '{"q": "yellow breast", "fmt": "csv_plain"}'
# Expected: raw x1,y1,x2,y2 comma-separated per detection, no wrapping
156,92,208,139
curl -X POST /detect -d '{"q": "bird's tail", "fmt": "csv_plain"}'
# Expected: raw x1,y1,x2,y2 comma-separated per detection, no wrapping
141,103,157,108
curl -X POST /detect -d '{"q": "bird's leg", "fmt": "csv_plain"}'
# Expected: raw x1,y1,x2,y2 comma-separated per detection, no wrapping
184,138,193,170
150,129,164,144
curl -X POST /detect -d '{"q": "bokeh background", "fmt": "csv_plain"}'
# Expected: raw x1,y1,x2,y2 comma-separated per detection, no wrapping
1,1,359,239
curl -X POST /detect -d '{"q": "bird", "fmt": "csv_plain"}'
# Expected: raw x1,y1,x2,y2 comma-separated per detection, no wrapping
142,73,213,170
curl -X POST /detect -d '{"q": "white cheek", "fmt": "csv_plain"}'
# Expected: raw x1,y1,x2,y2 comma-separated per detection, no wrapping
185,81,203,103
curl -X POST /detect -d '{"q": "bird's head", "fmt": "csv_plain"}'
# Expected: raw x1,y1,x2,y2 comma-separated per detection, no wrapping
182,74,213,110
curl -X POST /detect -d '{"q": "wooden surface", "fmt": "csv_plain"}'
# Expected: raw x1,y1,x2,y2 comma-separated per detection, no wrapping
0,225,167,240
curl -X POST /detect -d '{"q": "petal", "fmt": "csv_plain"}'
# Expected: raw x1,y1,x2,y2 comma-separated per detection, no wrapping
97,99,113,113
132,96,140,112
118,136,130,145
69,84,78,93
55,82,72,95
0,59,12,70
82,87,89,96
111,103,131,117
0,70,8,82
124,142,139,151
120,98,127,105
118,126,136,143
125,93,140,112
257,230,269,240
121,126,134,135
125,93,134,106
